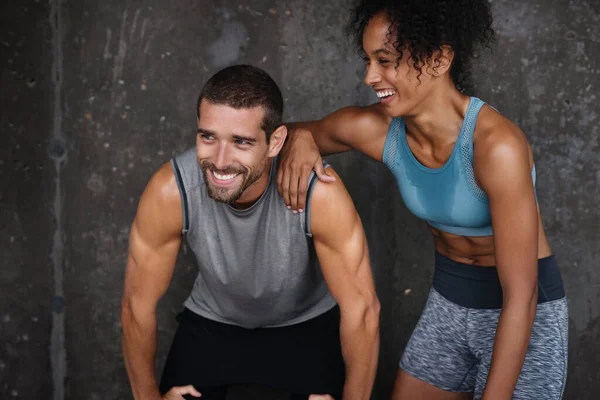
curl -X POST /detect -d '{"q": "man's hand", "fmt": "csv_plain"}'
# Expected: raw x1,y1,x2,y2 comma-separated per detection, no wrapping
163,385,202,399
277,127,335,212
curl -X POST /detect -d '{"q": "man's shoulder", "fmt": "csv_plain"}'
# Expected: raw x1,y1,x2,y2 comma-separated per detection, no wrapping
145,162,181,211
133,161,183,239
309,165,344,203
307,166,355,228
305,159,332,191
306,166,364,248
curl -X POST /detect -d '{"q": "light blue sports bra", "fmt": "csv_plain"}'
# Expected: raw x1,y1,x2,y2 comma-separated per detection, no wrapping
382,97,536,237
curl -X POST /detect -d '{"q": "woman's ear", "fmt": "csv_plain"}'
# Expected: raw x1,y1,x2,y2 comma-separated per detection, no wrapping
429,45,454,77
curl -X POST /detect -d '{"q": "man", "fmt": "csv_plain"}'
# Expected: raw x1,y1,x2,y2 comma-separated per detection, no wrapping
121,65,380,400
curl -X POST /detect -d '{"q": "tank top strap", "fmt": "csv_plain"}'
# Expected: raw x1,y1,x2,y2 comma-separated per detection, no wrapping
304,160,331,237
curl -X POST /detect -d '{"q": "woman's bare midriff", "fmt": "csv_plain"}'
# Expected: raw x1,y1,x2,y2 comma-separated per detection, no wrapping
429,213,553,267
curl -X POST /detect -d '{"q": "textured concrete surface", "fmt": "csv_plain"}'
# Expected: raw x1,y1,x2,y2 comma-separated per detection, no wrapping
1,0,598,399
0,1,56,399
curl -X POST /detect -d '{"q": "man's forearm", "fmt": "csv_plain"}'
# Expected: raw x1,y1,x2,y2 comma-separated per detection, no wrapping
122,305,162,400
482,296,537,400
340,304,380,400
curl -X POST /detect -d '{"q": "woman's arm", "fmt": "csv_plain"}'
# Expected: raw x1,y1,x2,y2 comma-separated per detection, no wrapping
277,104,389,210
474,113,539,400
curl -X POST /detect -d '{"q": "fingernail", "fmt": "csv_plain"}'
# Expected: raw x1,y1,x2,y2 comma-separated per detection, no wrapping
287,206,291,209
292,210,298,214
298,209,304,213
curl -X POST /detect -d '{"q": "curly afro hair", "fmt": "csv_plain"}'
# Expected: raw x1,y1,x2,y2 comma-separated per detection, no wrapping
349,0,495,92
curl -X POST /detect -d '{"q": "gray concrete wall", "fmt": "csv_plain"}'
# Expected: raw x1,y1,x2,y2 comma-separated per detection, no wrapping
1,0,598,399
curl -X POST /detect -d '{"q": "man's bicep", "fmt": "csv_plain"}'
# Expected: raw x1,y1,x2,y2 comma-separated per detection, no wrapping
313,214,366,279
310,172,376,304
124,222,181,305
123,164,183,307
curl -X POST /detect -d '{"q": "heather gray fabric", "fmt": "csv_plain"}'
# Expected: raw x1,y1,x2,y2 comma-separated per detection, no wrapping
171,148,335,329
400,288,568,399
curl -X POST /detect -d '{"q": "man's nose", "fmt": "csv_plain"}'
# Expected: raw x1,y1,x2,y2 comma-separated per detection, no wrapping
212,143,232,171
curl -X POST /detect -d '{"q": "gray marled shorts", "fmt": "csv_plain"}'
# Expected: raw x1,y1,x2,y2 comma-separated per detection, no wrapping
400,288,569,399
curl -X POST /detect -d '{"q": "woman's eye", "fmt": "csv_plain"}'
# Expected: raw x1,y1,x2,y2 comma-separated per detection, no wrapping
378,59,390,65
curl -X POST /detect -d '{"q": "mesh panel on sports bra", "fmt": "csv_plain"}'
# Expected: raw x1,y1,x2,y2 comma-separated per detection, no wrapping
460,98,489,203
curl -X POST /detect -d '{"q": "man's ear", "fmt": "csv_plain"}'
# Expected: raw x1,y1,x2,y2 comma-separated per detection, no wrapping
429,45,454,77
267,125,288,157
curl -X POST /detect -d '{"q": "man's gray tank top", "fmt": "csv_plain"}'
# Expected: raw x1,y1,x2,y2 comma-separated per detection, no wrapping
171,148,336,329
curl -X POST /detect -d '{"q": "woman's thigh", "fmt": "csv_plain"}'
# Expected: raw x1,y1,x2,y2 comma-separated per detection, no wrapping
398,289,478,394
392,369,474,400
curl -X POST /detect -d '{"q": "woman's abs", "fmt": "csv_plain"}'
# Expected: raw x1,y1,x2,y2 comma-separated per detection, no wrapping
429,214,553,266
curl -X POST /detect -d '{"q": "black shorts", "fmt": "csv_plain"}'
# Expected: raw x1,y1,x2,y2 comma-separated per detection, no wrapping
159,307,345,400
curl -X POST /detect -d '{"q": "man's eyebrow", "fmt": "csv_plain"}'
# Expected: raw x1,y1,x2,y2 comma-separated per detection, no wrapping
197,128,216,135
232,134,257,143
197,128,257,143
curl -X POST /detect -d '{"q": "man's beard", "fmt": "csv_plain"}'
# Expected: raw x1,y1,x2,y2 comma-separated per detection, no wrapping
199,159,266,204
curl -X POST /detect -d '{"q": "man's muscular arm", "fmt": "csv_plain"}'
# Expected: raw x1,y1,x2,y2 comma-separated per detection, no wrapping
121,162,188,400
310,167,381,400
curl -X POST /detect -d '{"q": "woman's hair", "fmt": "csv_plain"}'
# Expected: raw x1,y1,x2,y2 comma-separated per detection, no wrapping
349,0,495,91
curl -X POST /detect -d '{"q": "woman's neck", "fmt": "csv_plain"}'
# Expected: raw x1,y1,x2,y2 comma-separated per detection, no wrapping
403,82,471,148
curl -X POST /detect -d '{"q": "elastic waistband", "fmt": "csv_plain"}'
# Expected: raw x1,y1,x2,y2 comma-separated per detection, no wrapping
432,251,565,309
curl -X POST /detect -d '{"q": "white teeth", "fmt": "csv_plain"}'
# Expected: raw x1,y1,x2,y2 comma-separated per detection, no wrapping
213,171,238,181
376,90,395,98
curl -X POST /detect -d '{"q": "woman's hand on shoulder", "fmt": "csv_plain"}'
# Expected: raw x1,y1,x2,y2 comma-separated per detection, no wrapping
277,126,335,212
277,104,390,212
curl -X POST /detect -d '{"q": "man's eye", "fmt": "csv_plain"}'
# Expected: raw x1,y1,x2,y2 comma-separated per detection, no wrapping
201,134,214,140
235,139,249,146
378,59,390,64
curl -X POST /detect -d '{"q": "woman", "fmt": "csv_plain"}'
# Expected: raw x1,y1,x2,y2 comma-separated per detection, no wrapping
277,1,568,399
